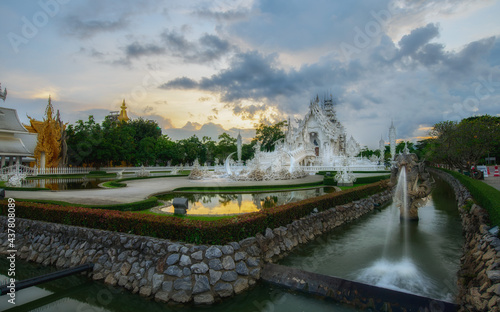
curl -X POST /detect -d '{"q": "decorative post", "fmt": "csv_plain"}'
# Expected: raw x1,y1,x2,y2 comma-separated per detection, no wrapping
389,120,396,161
0,83,6,101
379,135,385,162
237,131,242,164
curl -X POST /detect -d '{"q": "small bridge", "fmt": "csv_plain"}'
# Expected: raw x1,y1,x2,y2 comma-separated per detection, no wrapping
0,164,37,177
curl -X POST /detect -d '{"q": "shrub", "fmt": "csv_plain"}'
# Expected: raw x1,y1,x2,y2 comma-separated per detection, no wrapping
0,181,389,244
323,176,336,185
89,170,107,175
103,181,126,188
355,175,391,184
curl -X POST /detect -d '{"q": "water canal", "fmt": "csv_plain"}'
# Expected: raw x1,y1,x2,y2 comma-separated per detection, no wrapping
280,175,463,301
1,175,463,311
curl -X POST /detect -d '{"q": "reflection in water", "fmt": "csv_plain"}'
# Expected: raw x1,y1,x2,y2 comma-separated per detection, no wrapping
21,177,114,190
158,188,333,215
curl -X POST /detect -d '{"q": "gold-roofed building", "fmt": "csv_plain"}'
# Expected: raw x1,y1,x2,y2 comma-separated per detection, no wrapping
24,96,67,168
118,99,129,122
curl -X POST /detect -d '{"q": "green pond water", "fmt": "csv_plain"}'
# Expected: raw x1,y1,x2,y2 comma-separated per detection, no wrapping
0,176,462,311
157,188,334,215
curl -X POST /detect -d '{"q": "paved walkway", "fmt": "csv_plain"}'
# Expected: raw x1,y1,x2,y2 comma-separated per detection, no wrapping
484,176,500,191
5,172,389,205
6,175,325,205
482,166,500,191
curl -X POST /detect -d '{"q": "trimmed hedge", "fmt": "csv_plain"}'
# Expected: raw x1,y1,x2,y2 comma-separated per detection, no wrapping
440,168,500,227
0,186,50,191
0,181,389,244
13,197,159,212
89,170,107,175
323,176,336,185
355,175,391,184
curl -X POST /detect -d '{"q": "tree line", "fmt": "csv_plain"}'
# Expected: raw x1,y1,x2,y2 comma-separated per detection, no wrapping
65,116,288,168
358,115,500,172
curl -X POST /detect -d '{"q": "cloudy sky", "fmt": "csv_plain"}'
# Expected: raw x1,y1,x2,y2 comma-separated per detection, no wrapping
1,0,499,148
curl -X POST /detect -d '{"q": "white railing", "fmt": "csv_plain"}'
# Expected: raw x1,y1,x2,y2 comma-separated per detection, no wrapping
1,164,37,176
1,164,388,178
299,165,387,172
36,167,95,175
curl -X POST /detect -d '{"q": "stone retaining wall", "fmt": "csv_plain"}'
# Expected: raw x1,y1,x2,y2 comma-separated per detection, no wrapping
0,189,391,305
431,169,500,311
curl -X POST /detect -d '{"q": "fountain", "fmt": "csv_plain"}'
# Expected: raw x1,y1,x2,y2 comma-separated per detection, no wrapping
356,148,438,295
334,156,356,186
389,147,433,221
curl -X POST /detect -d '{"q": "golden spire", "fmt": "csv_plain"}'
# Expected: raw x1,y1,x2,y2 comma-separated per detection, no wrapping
45,95,54,121
118,99,129,122
34,96,62,168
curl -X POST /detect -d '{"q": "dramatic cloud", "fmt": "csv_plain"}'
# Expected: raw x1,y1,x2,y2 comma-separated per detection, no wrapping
63,16,129,39
159,22,500,141
1,0,499,147
118,30,233,64
125,42,166,59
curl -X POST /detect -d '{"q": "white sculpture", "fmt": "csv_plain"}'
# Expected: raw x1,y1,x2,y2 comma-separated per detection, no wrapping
7,173,27,187
334,156,356,186
116,170,124,179
237,131,242,164
136,165,150,177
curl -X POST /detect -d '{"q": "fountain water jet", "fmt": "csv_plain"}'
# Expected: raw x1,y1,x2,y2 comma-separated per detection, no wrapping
357,153,437,296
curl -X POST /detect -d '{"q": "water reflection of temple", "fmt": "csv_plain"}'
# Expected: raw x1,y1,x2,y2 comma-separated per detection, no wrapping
161,188,333,215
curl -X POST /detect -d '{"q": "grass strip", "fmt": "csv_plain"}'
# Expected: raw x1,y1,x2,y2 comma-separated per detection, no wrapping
102,181,127,188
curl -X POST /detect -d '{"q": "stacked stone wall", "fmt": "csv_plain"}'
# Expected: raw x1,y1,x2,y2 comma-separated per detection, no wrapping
431,169,500,311
0,189,391,305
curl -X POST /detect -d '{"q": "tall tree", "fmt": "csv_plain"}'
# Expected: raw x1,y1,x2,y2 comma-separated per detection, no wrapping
429,116,500,170
253,120,287,152
216,132,237,161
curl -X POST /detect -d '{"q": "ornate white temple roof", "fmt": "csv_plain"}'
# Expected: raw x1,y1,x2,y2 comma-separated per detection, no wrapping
0,106,36,157
0,107,29,134
0,136,32,156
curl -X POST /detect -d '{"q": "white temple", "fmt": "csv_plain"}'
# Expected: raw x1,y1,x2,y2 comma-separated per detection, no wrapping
254,94,381,170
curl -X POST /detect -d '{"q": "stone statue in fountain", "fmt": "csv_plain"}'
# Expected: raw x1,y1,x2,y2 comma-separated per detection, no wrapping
390,149,433,221
334,156,356,186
